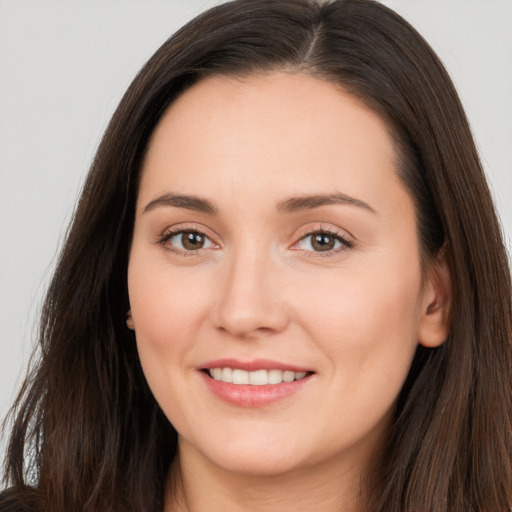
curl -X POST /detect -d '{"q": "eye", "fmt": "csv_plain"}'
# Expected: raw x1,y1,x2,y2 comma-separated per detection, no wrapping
163,230,215,252
294,229,353,253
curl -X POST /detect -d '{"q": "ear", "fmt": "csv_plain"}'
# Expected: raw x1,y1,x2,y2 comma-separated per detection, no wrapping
417,246,452,348
126,310,135,330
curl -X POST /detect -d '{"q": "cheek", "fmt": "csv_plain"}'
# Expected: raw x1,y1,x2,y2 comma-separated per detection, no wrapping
293,262,422,386
126,254,213,401
128,259,209,342
127,258,214,429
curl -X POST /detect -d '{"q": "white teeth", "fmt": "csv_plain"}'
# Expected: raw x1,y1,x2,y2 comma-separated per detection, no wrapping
232,369,249,384
208,367,309,385
268,369,283,384
221,367,233,383
211,368,222,381
282,371,295,383
249,369,268,386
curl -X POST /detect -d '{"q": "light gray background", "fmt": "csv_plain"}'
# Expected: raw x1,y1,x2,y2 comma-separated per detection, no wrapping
1,0,511,462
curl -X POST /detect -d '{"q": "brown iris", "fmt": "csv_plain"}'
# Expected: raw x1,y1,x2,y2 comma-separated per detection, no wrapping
311,233,336,252
181,231,205,250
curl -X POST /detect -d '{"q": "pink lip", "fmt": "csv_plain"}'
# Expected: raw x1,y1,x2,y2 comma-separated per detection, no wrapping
197,359,315,408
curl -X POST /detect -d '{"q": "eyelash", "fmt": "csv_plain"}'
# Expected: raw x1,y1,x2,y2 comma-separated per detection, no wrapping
157,226,216,256
292,227,354,257
157,226,354,257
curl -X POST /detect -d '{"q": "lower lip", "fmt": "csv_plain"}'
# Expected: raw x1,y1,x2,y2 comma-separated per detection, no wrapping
200,371,314,408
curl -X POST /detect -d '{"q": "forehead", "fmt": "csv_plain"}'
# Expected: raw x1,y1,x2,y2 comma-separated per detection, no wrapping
138,72,405,216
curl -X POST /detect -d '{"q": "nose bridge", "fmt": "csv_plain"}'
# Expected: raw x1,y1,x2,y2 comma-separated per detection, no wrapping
213,240,289,338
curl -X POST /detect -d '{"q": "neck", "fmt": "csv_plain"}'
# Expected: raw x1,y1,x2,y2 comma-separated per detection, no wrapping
164,440,368,512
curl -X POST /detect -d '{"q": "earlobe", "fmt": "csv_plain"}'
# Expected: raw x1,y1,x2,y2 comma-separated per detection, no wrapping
418,247,452,348
126,310,135,330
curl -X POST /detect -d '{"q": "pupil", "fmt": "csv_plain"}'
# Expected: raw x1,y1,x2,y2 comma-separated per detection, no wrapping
312,234,334,251
183,232,204,250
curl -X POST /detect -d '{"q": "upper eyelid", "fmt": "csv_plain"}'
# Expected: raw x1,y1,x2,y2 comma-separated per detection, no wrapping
294,224,354,242
159,223,216,239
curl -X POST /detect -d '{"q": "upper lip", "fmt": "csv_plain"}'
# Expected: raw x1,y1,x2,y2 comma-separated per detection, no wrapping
199,358,313,373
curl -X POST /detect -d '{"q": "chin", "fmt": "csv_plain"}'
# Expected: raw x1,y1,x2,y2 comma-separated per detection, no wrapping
186,434,309,477
212,452,304,477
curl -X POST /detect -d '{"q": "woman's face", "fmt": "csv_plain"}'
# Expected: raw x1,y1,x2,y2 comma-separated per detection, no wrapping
128,73,448,477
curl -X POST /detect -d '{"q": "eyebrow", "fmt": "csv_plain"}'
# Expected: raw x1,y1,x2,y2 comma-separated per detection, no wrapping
143,193,218,215
142,191,376,216
277,193,376,215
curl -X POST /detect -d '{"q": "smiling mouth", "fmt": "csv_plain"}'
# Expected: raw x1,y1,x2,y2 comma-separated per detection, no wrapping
204,368,313,385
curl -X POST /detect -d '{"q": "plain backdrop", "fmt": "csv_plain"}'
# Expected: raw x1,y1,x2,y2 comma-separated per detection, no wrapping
1,0,511,462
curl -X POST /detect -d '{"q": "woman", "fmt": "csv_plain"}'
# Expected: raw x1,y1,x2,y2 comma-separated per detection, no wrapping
2,0,511,510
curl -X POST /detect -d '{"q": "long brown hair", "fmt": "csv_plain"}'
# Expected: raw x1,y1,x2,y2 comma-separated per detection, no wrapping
3,1,511,510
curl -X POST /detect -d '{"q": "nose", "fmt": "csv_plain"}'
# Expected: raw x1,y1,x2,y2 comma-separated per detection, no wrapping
211,249,290,339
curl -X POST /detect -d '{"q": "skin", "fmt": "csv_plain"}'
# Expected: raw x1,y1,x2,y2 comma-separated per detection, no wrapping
127,72,451,512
